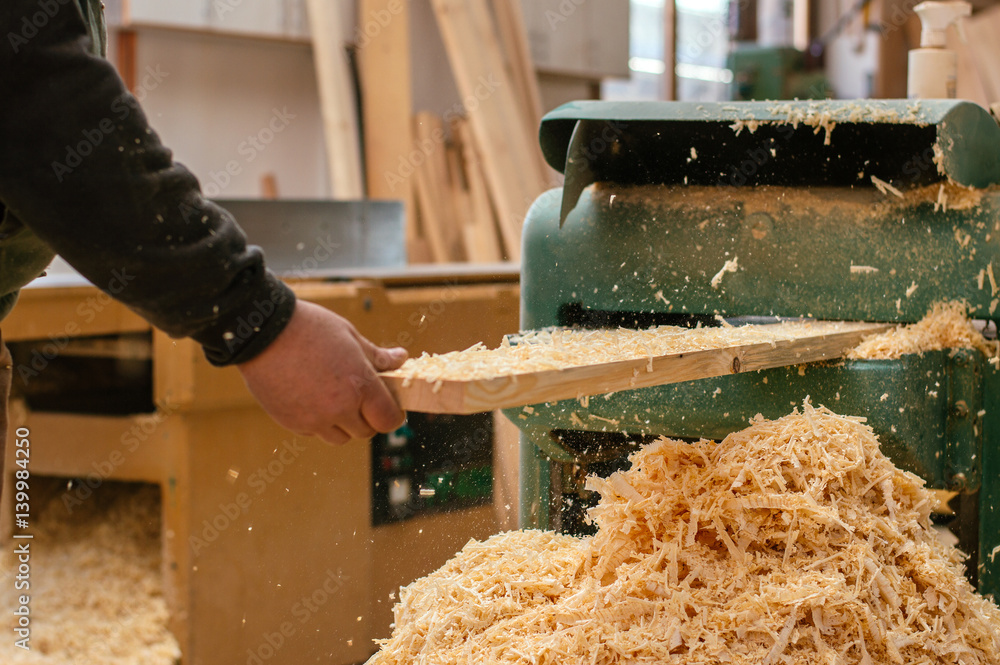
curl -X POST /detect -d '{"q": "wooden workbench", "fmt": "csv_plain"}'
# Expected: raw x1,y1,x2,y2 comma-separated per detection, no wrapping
2,270,520,664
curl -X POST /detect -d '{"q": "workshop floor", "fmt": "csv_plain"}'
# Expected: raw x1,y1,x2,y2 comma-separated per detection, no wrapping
0,479,179,664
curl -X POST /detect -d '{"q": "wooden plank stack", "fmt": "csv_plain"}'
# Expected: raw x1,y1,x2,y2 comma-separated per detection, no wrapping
345,0,554,264
428,0,552,263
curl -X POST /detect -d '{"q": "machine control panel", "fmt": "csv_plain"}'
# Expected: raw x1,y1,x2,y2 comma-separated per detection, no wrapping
371,412,494,526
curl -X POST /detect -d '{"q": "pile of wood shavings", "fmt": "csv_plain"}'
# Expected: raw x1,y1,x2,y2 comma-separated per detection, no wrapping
368,403,1000,665
0,482,180,665
386,321,872,385
848,301,998,360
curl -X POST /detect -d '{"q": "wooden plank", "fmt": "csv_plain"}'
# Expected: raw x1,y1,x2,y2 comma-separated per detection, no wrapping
431,0,548,261
664,0,676,100
413,112,459,260
455,118,504,262
305,0,365,198
412,121,450,263
875,0,914,99
491,0,544,139
489,0,557,183
357,0,417,251
446,143,480,262
381,323,893,414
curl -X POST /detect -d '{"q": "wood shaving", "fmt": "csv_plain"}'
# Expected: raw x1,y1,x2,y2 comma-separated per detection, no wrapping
386,321,875,384
0,483,180,664
848,300,998,360
368,403,1000,664
599,182,989,223
871,176,904,199
710,256,739,289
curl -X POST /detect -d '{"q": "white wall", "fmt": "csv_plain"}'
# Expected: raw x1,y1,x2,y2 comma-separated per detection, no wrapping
131,29,329,199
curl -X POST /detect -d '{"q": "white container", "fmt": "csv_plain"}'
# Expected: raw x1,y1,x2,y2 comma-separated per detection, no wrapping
907,1,971,99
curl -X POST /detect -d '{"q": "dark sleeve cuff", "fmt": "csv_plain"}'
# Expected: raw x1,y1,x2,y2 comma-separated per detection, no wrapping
191,272,296,367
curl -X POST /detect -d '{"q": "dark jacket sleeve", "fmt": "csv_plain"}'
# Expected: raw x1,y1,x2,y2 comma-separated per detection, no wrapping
0,1,295,366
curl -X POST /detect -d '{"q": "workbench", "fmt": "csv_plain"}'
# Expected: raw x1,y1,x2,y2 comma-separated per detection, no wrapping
1,269,520,664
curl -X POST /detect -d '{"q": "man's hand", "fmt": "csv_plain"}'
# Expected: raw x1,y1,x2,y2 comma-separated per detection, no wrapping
237,300,407,444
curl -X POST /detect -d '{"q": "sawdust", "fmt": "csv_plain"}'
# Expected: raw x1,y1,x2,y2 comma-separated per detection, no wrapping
603,182,988,220
368,403,1000,664
848,301,998,360
386,320,875,384
725,101,926,145
0,482,180,665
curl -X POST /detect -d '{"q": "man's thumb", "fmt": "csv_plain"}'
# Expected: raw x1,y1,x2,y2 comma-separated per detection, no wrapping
368,344,408,372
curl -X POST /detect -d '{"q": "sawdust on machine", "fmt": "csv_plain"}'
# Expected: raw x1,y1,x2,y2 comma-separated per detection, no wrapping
849,300,998,361
385,320,875,386
367,403,1000,665
603,182,987,222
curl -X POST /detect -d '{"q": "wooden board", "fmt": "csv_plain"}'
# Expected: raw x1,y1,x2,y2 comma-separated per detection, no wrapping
430,0,549,261
491,0,544,142
357,0,416,251
455,118,504,262
305,0,365,198
381,323,893,414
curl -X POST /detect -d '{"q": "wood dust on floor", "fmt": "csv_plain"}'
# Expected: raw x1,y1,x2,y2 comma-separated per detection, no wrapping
0,480,180,664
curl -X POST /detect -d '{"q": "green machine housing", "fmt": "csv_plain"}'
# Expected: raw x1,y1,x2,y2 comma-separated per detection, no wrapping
506,99,1000,598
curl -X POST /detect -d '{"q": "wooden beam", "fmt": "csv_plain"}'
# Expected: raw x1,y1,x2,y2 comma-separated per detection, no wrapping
455,118,503,262
430,0,549,261
357,0,417,251
305,0,365,198
491,0,544,135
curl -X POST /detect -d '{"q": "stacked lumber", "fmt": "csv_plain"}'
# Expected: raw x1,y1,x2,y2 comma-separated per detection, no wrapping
316,0,551,264
411,113,506,263
427,0,553,263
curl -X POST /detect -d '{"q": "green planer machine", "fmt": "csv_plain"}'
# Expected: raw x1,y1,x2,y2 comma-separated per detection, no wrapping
506,99,1000,598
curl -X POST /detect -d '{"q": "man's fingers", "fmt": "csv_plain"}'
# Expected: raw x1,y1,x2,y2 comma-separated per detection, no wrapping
354,333,408,372
375,346,408,371
318,425,353,446
361,381,406,433
338,413,378,442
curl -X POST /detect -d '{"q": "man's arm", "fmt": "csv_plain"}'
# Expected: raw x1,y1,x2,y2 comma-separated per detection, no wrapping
0,0,291,365
0,1,405,441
